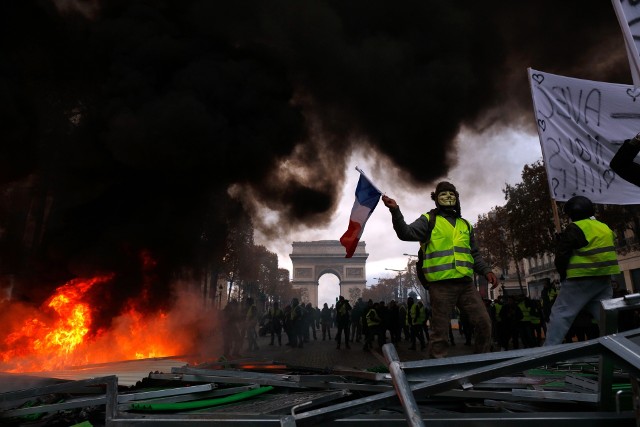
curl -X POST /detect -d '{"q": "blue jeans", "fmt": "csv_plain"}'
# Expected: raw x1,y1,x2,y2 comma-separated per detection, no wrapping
543,276,612,346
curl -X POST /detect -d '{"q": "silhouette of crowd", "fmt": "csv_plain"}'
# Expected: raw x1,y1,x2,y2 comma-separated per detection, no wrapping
219,278,640,359
220,294,439,357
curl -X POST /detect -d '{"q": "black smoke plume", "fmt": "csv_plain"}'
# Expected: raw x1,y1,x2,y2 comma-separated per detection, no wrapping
0,0,629,323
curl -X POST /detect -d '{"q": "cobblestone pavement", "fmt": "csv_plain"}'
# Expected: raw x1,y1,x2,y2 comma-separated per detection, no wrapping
224,328,477,371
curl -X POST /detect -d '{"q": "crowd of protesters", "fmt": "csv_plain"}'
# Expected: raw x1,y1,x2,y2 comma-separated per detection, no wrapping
220,275,640,358
220,294,438,357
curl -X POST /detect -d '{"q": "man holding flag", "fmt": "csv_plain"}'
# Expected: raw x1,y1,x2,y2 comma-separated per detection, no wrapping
340,169,382,258
382,181,499,358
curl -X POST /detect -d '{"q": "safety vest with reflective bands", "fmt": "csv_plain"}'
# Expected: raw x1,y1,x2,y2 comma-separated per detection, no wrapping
421,214,474,282
366,308,381,327
518,301,531,322
567,219,620,279
406,303,424,326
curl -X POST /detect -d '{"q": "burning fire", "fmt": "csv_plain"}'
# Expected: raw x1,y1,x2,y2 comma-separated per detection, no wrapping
0,273,210,373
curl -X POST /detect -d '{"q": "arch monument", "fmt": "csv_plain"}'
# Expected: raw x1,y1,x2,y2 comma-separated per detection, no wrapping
289,240,368,307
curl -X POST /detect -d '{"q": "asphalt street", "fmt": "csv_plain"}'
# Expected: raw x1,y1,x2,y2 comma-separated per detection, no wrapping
225,326,477,372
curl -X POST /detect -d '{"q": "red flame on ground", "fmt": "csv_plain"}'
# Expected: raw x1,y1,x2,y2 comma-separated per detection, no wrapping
0,273,214,373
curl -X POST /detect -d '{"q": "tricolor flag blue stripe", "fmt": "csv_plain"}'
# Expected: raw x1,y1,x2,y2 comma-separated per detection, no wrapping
340,173,381,258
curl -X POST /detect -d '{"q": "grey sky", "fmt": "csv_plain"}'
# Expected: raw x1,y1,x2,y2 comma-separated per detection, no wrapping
256,127,544,308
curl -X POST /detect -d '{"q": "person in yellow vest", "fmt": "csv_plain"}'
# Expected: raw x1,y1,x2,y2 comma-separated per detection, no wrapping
517,296,536,348
543,196,620,346
382,181,499,358
363,301,384,351
529,299,543,346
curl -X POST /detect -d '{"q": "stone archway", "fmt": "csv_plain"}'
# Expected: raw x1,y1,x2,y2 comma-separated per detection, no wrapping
289,240,368,307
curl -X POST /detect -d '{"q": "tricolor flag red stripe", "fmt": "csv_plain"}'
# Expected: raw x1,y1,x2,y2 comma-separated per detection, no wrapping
340,172,382,258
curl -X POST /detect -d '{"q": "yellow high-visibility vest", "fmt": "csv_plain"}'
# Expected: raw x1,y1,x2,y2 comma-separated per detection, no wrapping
366,308,380,327
421,214,474,282
518,301,531,322
567,219,620,278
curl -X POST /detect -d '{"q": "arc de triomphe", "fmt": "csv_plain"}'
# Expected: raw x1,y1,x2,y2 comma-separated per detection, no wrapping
289,240,368,307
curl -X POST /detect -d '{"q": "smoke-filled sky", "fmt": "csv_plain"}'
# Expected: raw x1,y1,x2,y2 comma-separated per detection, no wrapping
0,0,633,315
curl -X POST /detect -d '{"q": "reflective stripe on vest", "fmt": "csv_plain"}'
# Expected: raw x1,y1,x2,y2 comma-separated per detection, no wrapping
567,219,620,279
421,214,474,281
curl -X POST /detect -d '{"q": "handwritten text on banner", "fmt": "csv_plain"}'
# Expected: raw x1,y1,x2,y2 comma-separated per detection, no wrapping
528,68,640,204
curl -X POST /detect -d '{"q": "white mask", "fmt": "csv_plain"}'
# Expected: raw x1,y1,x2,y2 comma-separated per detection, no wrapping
437,191,457,207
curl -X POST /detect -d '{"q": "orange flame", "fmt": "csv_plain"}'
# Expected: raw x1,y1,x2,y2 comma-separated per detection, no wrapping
0,273,211,373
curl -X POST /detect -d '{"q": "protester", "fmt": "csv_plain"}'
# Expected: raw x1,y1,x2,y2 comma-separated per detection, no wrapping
388,299,401,344
222,299,241,357
363,300,384,351
408,298,427,350
517,296,536,348
500,295,523,349
335,295,352,349
267,301,284,346
529,299,544,346
544,196,620,346
377,300,389,345
382,181,499,358
320,302,333,340
610,132,640,186
541,279,558,324
290,298,305,348
244,297,259,352
398,303,410,342
304,302,317,342
350,298,364,343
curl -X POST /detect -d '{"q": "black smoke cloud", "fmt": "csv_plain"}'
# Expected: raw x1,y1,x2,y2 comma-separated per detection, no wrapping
0,0,629,318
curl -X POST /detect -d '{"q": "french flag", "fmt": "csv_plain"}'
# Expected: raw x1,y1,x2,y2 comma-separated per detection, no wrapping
340,172,382,258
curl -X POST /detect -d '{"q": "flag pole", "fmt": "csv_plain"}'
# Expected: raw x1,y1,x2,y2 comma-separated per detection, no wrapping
550,196,561,234
355,166,384,195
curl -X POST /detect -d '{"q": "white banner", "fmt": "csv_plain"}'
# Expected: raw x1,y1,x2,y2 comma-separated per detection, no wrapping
528,68,640,204
612,0,640,86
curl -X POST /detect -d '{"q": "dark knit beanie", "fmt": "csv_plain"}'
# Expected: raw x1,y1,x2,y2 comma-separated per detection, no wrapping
430,181,462,217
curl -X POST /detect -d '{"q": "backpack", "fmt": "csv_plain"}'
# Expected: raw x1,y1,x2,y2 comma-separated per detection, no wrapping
415,209,471,289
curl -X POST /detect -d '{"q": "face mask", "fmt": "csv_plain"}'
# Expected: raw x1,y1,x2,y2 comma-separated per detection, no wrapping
437,191,457,207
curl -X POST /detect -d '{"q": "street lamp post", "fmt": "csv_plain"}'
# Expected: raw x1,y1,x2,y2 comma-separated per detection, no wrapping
403,253,425,302
385,268,405,300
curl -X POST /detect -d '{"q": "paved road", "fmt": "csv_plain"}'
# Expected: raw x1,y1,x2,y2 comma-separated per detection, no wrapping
225,327,477,371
